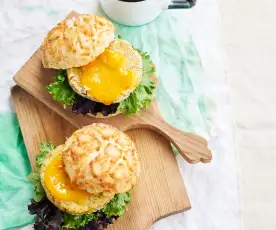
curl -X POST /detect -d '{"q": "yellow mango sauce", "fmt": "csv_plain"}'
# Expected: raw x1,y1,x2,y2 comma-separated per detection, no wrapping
44,153,91,204
80,50,139,105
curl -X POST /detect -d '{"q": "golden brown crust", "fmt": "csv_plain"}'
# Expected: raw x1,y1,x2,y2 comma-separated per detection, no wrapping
40,145,114,215
41,14,115,69
63,123,141,195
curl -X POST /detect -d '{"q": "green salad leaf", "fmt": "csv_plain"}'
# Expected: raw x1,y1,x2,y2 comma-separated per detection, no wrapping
118,73,156,115
46,70,76,105
102,192,132,218
36,142,56,168
63,212,98,228
118,48,156,115
27,173,45,202
137,49,156,74
28,142,55,202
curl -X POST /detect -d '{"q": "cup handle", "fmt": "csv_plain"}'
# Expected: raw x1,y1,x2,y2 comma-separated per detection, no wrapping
168,0,197,9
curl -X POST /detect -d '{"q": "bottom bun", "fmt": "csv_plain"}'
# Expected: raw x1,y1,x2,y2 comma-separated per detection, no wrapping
87,110,122,119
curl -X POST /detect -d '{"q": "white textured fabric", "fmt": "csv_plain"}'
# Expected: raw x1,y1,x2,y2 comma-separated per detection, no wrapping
218,1,276,229
0,0,241,230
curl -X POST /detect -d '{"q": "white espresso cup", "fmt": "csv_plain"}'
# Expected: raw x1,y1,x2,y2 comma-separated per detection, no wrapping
100,0,196,26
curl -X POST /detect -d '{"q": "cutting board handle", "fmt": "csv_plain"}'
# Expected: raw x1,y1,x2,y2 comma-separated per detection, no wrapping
126,110,212,163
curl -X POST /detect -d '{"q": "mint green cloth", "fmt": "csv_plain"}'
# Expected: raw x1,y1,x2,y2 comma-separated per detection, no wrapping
114,13,211,137
0,11,211,230
0,113,33,229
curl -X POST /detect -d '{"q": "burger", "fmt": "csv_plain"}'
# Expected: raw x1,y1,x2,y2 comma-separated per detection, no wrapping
27,123,140,229
41,14,156,117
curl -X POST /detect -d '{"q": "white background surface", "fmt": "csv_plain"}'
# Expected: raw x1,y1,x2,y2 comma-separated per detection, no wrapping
0,0,243,230
218,0,276,229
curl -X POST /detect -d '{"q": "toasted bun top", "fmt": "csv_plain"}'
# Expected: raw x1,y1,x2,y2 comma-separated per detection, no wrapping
63,123,141,195
41,14,115,69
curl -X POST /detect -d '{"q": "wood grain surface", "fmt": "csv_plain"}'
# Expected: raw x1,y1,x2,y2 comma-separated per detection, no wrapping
11,86,191,230
13,11,212,164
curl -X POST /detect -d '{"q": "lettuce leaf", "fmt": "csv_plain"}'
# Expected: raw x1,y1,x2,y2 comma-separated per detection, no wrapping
118,76,155,115
46,70,76,105
28,198,63,230
72,95,119,116
36,142,55,168
28,142,55,202
118,50,156,115
63,212,98,228
102,192,132,218
29,197,117,230
27,173,45,202
137,49,156,75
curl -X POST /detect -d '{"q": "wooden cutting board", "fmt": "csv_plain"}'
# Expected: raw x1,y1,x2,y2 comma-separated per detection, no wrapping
13,11,212,164
11,86,190,230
